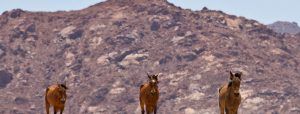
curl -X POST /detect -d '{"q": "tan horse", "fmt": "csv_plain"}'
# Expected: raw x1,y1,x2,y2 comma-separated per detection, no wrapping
219,71,242,114
139,73,159,114
45,83,68,114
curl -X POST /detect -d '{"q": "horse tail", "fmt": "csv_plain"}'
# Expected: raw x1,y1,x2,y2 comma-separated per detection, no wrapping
140,84,144,96
139,84,145,103
45,88,49,103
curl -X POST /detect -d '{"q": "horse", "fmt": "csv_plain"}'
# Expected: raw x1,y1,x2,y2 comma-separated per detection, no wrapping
45,82,68,114
219,71,242,114
139,73,159,114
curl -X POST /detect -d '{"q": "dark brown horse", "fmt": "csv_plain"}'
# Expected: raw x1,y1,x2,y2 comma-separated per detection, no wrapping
139,73,159,114
219,71,242,114
45,82,68,114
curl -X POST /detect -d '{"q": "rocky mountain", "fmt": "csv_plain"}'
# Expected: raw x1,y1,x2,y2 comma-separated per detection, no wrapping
1,0,300,113
268,21,300,34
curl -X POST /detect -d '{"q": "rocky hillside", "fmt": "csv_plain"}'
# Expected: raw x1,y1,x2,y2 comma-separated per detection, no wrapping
1,0,300,113
268,21,300,34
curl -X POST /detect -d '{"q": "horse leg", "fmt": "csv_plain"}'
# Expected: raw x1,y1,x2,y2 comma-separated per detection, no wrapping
140,99,145,114
225,108,229,114
219,102,224,114
45,90,50,114
45,100,50,114
54,107,58,114
60,107,64,114
234,109,238,114
154,105,157,114
146,106,151,114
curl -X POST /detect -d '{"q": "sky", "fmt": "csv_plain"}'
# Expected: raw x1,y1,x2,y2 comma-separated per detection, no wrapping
0,0,299,24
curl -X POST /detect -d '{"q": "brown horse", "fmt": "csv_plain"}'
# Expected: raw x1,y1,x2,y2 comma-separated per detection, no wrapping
139,73,159,114
45,83,68,114
219,71,242,114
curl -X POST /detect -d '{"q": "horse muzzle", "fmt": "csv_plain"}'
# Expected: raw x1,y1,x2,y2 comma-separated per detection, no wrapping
234,92,240,96
151,89,156,94
60,99,66,103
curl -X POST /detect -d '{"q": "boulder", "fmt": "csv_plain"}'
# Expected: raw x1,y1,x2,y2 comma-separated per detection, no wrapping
0,70,13,89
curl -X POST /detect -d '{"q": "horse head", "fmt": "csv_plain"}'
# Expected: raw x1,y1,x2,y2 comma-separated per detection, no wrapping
229,71,242,96
57,83,68,103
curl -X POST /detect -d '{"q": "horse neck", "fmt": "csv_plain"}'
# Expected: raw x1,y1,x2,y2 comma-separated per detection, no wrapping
147,83,158,92
227,85,241,100
148,82,158,88
227,85,235,97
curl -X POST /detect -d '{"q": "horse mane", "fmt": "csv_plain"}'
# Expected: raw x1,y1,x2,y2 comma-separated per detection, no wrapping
228,80,233,87
218,86,223,93
140,84,145,90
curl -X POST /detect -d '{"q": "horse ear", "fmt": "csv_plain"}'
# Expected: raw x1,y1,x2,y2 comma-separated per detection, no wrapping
154,75,158,79
236,72,242,80
58,84,63,88
58,81,68,90
230,71,234,80
60,84,68,90
64,81,68,89
147,73,151,79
